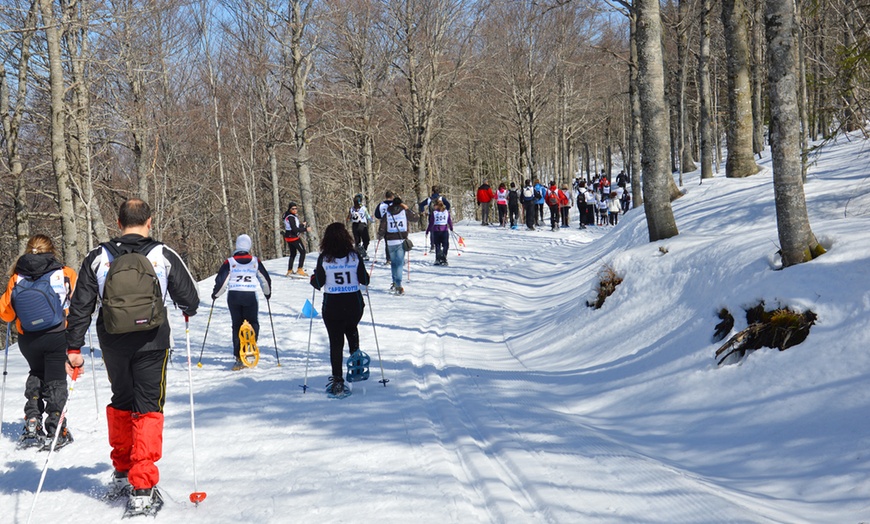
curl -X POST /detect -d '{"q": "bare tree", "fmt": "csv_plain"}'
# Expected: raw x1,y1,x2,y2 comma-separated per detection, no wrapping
282,0,320,247
38,0,79,265
635,0,678,241
198,0,233,250
698,0,714,179
765,0,823,267
721,0,760,178
676,0,697,179
1,1,38,251
64,0,109,249
386,0,476,207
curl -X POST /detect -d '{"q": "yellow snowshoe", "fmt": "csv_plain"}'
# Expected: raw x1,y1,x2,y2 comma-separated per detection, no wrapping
238,320,259,368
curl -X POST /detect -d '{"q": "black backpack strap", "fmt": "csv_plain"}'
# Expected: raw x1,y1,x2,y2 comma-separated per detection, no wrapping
101,240,161,259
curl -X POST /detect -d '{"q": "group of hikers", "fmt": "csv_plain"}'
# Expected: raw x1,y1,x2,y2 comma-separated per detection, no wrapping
475,171,631,231
0,196,392,517
1,198,199,517
0,174,631,516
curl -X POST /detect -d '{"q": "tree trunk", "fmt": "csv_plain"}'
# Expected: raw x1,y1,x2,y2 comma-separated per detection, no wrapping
38,0,79,266
1,1,38,251
289,0,320,247
698,0,714,179
635,0,679,241
269,143,282,258
750,0,765,156
201,2,233,251
721,0,761,178
678,0,696,175
65,0,108,248
629,10,643,206
765,0,823,267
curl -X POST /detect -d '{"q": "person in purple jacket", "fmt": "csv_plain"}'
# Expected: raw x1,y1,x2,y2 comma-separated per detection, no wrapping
425,198,454,266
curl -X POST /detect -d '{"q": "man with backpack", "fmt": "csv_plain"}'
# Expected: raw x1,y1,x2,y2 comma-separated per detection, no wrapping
65,198,199,517
521,179,537,230
374,190,394,264
507,182,520,229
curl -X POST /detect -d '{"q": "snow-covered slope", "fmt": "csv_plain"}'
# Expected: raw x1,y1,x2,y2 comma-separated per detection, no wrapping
3,133,870,523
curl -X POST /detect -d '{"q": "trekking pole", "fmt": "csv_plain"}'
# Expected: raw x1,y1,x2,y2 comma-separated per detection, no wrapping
87,327,100,418
364,287,389,387
28,366,80,524
184,314,207,505
406,246,411,282
424,233,429,256
266,298,281,367
196,300,215,368
300,287,316,393
0,323,10,428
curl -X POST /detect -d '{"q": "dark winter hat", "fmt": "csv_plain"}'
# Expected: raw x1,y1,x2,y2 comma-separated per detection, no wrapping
392,196,403,207
288,201,298,210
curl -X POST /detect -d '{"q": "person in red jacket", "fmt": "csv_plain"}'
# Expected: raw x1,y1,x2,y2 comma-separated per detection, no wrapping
476,180,495,226
545,182,567,231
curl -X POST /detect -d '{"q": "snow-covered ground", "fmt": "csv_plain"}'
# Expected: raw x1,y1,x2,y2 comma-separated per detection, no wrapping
4,134,870,523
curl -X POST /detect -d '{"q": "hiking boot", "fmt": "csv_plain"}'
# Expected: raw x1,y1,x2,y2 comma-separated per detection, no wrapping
232,358,244,371
43,426,74,451
285,270,293,277
19,417,45,448
106,470,132,501
296,267,308,277
23,417,44,439
396,287,404,296
326,376,350,397
125,487,164,517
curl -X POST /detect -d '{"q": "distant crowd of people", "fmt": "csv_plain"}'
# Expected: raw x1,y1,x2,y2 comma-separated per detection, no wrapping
475,170,631,231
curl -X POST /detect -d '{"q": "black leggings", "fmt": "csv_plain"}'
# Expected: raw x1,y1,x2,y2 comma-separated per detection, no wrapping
18,330,68,384
228,291,259,359
352,222,370,252
322,299,364,378
286,238,307,270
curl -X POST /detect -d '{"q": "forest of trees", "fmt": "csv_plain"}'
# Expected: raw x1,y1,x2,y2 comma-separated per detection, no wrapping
0,0,863,278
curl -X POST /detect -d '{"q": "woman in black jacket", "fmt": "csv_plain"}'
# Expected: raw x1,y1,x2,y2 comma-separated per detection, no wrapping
310,222,371,397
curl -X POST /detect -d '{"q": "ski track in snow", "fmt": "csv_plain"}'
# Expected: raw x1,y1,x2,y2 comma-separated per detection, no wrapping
376,226,797,524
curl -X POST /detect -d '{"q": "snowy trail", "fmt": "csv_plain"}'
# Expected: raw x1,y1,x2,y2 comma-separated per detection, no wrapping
373,224,800,524
5,137,870,524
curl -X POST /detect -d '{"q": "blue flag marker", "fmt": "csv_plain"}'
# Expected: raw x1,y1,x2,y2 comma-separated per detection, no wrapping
301,299,318,318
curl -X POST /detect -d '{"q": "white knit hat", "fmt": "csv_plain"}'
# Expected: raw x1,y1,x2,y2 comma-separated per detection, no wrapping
234,234,252,254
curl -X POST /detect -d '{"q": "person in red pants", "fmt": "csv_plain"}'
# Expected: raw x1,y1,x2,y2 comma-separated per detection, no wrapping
65,198,199,516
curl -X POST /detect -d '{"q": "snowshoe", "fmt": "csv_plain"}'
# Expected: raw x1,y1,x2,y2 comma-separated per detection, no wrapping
346,350,371,383
123,487,164,518
17,418,45,449
238,320,259,368
105,470,132,501
326,376,352,399
42,426,74,452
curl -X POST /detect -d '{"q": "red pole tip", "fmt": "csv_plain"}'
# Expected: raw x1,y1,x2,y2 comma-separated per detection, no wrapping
190,492,207,503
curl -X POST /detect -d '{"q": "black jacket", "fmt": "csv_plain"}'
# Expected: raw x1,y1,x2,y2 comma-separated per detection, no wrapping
66,234,199,352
